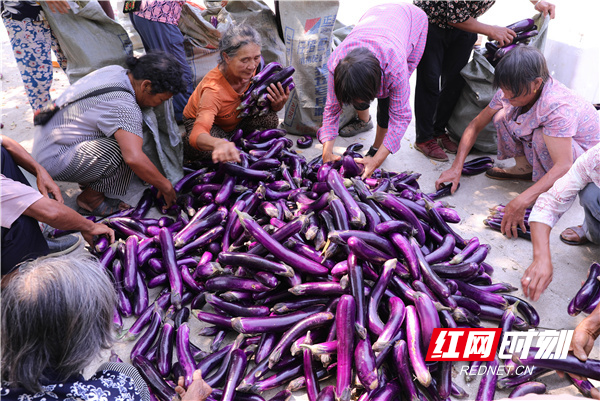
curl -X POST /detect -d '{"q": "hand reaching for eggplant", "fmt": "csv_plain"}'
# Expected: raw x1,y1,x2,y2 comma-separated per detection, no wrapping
266,82,291,112
212,139,241,164
521,256,553,302
499,197,528,239
176,369,213,401
487,26,517,47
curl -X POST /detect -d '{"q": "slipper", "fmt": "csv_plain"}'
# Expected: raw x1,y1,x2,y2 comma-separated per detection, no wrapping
485,167,532,181
79,197,131,217
560,225,590,246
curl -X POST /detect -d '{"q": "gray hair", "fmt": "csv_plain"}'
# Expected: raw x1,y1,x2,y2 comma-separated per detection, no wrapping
493,45,550,97
1,254,117,393
218,24,262,65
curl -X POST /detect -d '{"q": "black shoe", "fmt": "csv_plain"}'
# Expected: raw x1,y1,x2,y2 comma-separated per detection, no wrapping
366,146,378,157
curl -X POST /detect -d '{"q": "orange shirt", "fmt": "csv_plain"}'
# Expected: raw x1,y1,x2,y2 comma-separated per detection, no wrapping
184,67,249,150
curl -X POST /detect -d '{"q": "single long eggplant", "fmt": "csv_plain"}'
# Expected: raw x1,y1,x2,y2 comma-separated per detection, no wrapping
568,262,600,316
335,295,355,401
232,305,326,334
132,355,178,401
405,305,431,387
508,382,546,398
237,211,329,276
327,169,366,228
221,348,248,401
159,227,183,309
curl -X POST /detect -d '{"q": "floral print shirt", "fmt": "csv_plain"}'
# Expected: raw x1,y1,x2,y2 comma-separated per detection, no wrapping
133,0,185,25
1,1,43,22
414,0,495,29
1,369,145,401
530,142,600,228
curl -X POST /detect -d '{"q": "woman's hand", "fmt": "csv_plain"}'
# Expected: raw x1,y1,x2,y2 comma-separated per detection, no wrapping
212,139,241,163
521,257,553,301
36,168,64,203
46,0,71,14
355,147,389,179
322,140,340,164
81,223,115,247
158,183,177,209
534,1,556,19
500,196,528,238
487,26,517,47
176,369,212,401
267,82,291,112
435,167,462,194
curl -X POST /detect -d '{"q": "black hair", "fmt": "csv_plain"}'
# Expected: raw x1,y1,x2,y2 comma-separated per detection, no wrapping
126,51,187,95
333,47,381,105
493,45,550,97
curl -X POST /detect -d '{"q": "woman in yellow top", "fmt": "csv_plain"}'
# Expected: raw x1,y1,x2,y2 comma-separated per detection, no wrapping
182,24,290,163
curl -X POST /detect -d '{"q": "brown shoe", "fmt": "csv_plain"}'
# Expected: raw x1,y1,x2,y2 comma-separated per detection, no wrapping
485,167,532,181
560,225,590,246
415,139,448,162
437,133,458,154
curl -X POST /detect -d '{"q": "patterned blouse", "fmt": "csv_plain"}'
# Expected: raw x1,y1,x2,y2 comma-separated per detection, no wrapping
0,1,43,22
134,0,185,25
414,0,495,29
1,368,148,401
530,142,600,228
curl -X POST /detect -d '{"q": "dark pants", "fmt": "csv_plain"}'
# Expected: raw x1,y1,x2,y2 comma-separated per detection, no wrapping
130,14,193,121
414,23,477,143
580,183,600,244
1,147,48,275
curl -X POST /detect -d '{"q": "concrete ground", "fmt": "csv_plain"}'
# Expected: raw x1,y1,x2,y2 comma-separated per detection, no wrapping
1,1,598,399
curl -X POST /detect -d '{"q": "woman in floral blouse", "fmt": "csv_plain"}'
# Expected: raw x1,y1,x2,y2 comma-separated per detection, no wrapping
436,46,600,239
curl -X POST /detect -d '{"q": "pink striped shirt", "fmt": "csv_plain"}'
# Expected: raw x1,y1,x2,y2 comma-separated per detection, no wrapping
530,142,600,228
317,3,428,154
134,0,184,25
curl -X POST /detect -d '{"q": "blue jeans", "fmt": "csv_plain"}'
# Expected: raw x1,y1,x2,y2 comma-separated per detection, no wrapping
580,183,600,243
130,14,193,121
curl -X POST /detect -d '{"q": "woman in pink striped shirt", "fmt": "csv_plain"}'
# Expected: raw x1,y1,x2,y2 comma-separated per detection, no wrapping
317,3,428,179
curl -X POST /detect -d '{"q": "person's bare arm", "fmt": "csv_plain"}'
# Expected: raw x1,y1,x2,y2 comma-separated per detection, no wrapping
1,135,64,203
449,17,516,47
192,131,241,164
113,129,176,207
521,222,553,301
23,197,115,245
46,0,71,14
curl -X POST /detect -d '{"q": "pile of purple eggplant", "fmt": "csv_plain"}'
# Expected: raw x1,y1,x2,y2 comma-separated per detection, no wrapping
91,127,599,401
568,262,600,316
237,62,296,118
484,18,539,67
484,204,532,240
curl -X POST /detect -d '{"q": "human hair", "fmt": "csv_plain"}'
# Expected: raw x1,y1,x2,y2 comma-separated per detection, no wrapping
218,24,262,65
334,47,381,105
493,45,550,97
126,51,187,95
1,254,117,393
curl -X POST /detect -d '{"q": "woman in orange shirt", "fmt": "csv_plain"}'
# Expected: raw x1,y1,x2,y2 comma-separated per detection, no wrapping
182,24,290,163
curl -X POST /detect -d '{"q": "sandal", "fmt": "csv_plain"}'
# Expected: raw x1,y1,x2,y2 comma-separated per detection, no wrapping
485,167,532,181
79,197,131,217
560,225,590,246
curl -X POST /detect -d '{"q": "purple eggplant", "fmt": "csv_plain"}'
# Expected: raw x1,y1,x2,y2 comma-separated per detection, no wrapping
327,169,366,228
205,293,270,317
231,305,326,334
508,382,546,398
568,262,600,316
336,295,355,401
158,227,183,309
405,305,431,387
297,136,313,149
132,355,178,401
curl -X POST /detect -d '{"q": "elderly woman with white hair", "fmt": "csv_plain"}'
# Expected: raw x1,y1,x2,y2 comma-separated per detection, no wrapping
1,254,211,401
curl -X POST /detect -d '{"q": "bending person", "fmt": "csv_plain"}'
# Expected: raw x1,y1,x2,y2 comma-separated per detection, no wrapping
318,3,428,179
182,24,289,164
522,142,600,301
31,51,186,217
1,135,114,276
0,254,212,401
436,46,600,238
